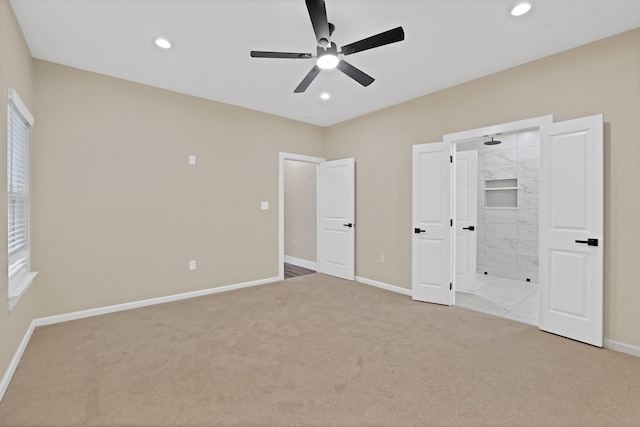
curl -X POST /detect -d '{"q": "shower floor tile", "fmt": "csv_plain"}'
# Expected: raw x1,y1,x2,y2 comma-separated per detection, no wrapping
456,273,539,326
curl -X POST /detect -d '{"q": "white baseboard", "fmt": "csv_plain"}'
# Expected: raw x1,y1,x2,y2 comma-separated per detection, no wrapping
284,256,317,271
355,276,412,297
0,276,280,402
0,320,36,401
34,276,281,327
604,339,640,357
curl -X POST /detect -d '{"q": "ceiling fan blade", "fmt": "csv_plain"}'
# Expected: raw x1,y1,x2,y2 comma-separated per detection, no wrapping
294,65,322,93
336,60,374,87
305,0,331,47
250,51,313,59
340,26,405,56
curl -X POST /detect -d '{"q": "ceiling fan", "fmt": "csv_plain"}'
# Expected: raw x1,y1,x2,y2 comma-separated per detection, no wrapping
250,0,405,93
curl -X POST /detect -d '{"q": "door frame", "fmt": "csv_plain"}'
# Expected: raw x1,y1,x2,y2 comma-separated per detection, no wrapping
444,115,554,295
278,152,325,280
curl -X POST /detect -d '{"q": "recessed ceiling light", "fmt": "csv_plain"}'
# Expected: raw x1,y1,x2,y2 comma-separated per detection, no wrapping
154,38,173,49
510,2,532,16
317,54,339,70
320,92,331,100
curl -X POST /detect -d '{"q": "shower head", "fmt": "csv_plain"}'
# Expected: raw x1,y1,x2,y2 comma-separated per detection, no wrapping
484,136,501,146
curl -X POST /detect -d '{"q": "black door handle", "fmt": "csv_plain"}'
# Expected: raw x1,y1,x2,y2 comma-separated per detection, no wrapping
343,223,353,228
575,238,598,247
462,226,475,231
414,228,425,234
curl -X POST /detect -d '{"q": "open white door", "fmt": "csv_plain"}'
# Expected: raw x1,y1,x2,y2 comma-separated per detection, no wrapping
539,115,603,347
455,150,478,293
318,158,355,280
412,142,453,305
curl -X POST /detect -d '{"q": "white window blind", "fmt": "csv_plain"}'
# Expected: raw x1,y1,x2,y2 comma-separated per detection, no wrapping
7,89,35,303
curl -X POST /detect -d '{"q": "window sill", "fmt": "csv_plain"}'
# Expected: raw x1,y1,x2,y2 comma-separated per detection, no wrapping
8,271,38,312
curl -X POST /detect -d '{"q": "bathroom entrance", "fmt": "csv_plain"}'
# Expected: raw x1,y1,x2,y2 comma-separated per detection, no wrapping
412,114,604,347
454,129,541,325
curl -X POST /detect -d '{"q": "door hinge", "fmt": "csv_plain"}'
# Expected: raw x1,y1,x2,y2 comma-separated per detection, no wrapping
450,282,452,290
450,155,453,163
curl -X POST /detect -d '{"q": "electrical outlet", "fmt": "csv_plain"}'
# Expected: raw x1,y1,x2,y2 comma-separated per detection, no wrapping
261,201,269,210
379,255,385,264
293,239,297,247
189,260,196,271
188,155,196,165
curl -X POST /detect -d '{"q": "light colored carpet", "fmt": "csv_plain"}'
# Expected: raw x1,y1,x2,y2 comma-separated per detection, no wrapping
0,273,638,426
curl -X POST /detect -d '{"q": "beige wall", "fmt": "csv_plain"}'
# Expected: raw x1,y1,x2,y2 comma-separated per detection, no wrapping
0,0,36,384
284,160,317,263
31,61,324,317
325,29,640,347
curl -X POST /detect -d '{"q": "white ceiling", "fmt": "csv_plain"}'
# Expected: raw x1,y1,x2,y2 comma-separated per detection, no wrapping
10,0,640,127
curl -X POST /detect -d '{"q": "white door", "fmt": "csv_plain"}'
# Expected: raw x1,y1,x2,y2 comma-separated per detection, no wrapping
412,142,453,305
317,158,355,280
455,150,478,293
539,115,603,347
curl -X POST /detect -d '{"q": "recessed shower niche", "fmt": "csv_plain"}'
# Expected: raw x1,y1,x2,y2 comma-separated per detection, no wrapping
484,179,518,208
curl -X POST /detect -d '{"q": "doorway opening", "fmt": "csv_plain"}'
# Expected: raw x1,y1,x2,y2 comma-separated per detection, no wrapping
279,153,325,280
454,130,540,325
445,115,553,326
283,159,318,279
279,153,356,282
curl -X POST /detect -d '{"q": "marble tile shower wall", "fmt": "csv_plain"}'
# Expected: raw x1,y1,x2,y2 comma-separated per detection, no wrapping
457,130,539,282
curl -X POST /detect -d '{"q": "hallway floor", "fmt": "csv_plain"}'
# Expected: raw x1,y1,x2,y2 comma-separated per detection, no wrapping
456,273,539,326
284,263,316,280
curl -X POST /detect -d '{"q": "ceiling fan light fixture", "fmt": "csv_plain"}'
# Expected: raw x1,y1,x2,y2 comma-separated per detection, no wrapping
510,2,532,16
317,54,339,70
154,38,173,49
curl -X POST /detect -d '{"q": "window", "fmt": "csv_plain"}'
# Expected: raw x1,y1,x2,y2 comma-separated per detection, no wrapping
7,89,36,311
